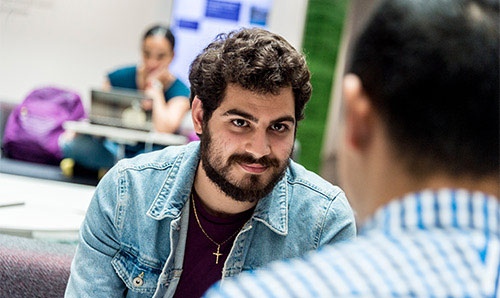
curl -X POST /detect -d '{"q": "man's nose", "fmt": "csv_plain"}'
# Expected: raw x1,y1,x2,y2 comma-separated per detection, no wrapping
245,130,271,159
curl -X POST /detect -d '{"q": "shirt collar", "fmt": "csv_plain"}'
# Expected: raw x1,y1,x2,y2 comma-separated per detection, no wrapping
147,141,290,235
360,188,500,237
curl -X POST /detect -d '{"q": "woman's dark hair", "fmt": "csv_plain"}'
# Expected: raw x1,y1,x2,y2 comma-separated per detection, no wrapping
189,28,312,124
349,0,499,178
143,25,175,50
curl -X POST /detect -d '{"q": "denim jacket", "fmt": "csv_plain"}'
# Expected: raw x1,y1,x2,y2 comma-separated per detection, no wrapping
65,141,355,298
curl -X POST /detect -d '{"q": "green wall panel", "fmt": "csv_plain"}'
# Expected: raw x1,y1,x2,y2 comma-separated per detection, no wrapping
297,0,349,173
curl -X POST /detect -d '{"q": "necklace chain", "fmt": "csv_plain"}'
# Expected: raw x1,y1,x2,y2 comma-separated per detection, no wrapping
191,194,243,248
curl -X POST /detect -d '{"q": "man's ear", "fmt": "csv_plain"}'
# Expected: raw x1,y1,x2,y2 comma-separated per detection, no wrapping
191,96,204,135
343,74,374,151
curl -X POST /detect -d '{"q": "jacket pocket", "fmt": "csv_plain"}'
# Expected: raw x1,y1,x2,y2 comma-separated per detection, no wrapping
111,248,163,295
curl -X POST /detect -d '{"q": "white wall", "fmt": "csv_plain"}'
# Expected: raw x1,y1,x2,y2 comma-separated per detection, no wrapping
268,0,308,50
0,0,171,105
0,0,306,106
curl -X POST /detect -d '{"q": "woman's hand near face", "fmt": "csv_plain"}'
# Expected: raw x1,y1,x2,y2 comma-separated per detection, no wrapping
144,79,164,102
146,66,175,89
138,64,172,92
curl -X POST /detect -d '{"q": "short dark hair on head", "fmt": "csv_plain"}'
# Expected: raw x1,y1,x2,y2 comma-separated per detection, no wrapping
349,0,499,178
189,28,312,123
143,25,175,50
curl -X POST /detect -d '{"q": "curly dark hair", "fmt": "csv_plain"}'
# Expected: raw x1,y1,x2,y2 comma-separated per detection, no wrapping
189,28,312,124
349,0,499,177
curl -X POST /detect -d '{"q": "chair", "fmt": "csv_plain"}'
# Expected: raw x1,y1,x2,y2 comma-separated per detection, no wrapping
0,233,76,298
0,100,98,186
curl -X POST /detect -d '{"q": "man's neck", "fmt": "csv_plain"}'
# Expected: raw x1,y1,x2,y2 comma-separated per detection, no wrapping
364,170,500,224
193,162,257,218
354,132,499,224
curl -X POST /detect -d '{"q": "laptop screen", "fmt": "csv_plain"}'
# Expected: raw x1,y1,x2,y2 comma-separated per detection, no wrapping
89,88,153,131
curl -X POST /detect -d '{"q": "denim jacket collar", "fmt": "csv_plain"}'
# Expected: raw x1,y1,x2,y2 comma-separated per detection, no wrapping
251,178,288,235
146,141,289,235
146,142,200,220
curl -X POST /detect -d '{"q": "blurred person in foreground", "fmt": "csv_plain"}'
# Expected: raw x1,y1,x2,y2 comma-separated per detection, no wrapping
65,28,355,298
60,25,190,173
204,0,500,297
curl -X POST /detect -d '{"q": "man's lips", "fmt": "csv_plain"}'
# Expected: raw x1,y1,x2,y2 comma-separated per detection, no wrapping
239,163,268,174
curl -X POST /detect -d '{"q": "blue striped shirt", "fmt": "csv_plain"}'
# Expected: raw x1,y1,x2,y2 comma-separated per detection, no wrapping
204,188,500,298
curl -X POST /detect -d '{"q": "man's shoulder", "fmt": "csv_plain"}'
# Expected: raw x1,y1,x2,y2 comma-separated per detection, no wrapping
94,143,195,201
286,159,344,201
284,160,355,244
93,142,199,221
204,240,366,297
116,142,198,173
207,230,476,297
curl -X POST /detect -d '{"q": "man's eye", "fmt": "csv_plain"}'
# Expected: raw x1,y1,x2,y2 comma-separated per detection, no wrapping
232,119,248,127
271,123,288,132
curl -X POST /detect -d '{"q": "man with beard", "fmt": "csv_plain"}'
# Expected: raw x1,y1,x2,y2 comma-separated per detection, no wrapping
204,0,500,297
65,28,355,298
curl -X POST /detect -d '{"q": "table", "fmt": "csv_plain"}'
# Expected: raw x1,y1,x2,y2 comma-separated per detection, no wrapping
0,173,95,242
63,121,189,160
63,121,188,146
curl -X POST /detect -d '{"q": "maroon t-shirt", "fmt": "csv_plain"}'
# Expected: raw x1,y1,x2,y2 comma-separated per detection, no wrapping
173,192,253,298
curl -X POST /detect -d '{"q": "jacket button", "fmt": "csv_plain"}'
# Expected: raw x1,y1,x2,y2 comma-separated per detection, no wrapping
133,272,144,287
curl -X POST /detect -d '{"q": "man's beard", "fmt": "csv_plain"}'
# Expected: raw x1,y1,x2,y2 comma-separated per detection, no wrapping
200,128,291,203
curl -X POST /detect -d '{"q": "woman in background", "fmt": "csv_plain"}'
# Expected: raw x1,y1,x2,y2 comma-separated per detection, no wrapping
105,25,190,133
60,25,190,175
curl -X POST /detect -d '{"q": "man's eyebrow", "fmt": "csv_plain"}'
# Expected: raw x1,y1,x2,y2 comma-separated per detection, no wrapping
223,109,295,125
272,116,295,125
223,109,258,122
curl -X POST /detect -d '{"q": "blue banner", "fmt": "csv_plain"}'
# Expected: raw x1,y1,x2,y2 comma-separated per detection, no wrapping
205,0,241,22
178,19,199,30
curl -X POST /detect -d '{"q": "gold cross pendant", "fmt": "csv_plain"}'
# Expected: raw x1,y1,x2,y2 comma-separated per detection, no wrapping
213,245,223,264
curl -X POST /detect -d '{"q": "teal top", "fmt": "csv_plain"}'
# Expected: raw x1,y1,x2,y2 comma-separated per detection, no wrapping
107,65,190,101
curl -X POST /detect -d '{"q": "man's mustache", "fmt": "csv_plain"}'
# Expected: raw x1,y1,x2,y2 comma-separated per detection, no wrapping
227,154,280,168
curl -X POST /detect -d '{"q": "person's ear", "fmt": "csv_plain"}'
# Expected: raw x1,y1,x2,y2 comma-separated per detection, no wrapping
343,74,374,151
191,96,204,135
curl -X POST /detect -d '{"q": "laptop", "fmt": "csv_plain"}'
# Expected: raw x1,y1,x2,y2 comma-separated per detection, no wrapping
89,88,153,131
